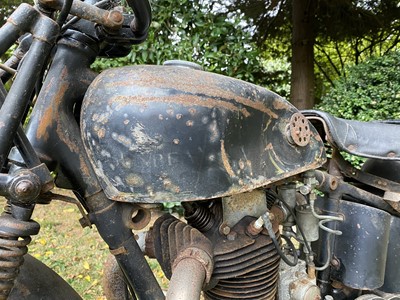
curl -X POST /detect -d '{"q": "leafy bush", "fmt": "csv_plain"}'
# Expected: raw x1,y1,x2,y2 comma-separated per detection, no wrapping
318,51,400,121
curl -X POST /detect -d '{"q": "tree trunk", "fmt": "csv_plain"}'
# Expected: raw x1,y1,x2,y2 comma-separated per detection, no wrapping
290,0,315,109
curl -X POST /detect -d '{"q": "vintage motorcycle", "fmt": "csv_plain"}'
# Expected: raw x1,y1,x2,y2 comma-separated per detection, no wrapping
0,0,399,299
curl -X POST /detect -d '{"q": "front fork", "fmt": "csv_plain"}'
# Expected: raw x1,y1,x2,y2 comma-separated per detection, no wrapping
0,5,164,300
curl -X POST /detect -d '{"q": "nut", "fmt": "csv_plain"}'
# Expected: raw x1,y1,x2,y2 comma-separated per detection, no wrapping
15,180,35,196
219,223,231,235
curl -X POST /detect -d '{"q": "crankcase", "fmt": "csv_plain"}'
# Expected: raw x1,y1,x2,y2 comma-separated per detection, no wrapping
81,65,325,203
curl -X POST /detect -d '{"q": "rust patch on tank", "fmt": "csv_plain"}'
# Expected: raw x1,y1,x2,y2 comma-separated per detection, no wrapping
125,174,144,187
240,108,251,117
100,67,278,118
91,112,111,124
111,94,251,118
264,143,273,151
163,178,180,193
234,96,277,118
273,98,289,110
239,159,245,170
220,140,235,177
97,127,106,139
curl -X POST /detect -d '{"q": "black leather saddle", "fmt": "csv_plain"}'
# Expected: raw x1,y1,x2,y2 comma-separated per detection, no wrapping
302,110,400,161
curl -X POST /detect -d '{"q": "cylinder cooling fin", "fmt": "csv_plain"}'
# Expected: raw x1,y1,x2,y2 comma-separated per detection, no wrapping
152,208,281,300
205,226,280,300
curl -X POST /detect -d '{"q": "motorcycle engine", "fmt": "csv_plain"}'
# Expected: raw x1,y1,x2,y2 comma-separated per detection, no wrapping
151,189,282,300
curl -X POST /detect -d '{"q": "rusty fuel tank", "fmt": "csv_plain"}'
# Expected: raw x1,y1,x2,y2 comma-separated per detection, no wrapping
80,65,326,204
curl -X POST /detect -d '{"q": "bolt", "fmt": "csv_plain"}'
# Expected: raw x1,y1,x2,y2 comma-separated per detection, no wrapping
331,258,340,268
108,10,123,24
219,223,231,235
15,180,34,196
299,185,311,195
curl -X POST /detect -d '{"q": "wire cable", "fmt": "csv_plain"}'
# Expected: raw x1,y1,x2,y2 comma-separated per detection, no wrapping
262,212,298,266
271,190,313,255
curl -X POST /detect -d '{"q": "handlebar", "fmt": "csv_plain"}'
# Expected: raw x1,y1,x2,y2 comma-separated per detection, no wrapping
126,0,152,36
37,0,152,37
37,0,125,29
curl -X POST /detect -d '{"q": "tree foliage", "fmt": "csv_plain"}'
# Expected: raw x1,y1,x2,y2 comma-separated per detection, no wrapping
1,0,291,97
228,0,400,104
93,0,291,96
231,0,400,51
0,0,24,26
318,50,400,121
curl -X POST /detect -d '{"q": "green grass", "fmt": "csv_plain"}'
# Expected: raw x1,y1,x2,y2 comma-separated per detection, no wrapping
0,195,168,300
30,200,109,300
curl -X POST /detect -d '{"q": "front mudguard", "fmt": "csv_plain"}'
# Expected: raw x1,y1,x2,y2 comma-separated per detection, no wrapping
9,254,82,300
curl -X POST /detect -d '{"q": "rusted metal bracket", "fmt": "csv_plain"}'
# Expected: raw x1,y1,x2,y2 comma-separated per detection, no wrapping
41,191,92,228
333,152,400,208
315,170,400,215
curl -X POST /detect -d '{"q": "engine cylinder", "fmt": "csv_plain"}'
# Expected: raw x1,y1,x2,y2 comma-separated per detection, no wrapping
205,243,280,299
204,216,280,300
